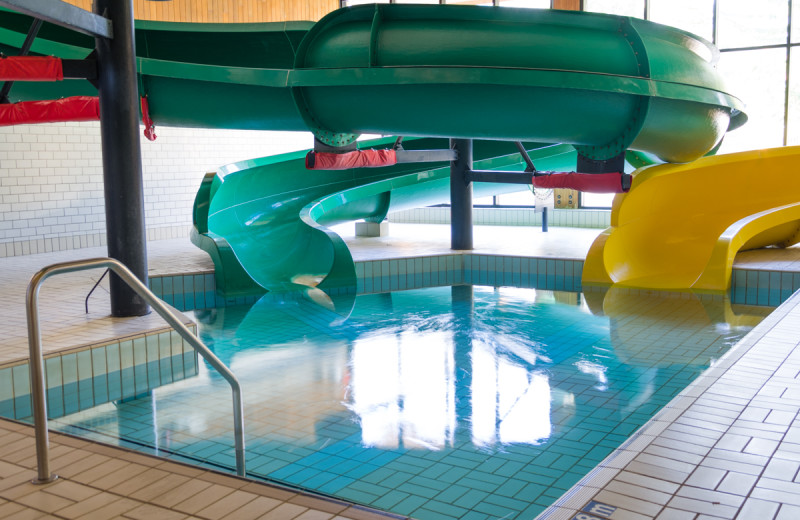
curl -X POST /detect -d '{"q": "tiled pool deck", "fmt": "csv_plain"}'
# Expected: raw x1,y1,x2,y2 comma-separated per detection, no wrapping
0,222,798,519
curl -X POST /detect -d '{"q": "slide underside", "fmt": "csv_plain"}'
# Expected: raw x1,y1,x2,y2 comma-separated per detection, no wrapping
582,147,800,293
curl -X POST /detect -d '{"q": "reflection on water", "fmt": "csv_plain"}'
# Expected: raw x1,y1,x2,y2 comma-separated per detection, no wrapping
471,343,551,447
45,285,773,520
341,287,768,453
349,331,456,450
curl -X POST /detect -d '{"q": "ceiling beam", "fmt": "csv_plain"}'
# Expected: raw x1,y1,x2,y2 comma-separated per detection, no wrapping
0,0,113,39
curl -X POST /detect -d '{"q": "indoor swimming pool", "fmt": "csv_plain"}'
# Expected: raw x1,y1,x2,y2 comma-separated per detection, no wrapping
36,285,771,520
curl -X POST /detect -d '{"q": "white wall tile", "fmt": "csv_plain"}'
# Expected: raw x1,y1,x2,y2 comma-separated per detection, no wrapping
0,122,313,256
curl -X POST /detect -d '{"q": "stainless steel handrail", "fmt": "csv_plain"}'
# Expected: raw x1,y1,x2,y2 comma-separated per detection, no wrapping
26,257,245,483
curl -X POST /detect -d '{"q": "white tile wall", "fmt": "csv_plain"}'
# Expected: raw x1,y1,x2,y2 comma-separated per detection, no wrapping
0,122,313,256
389,206,612,228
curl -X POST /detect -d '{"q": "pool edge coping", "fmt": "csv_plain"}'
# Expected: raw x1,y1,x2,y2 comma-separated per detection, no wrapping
535,287,800,520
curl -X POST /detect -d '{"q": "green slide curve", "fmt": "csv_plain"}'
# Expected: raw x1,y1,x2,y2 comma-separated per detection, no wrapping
193,138,578,295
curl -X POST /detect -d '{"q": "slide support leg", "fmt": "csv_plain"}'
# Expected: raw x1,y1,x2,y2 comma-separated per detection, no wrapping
95,0,149,316
450,138,473,250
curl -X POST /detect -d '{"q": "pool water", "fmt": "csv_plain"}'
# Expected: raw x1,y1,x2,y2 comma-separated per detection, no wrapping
48,286,768,520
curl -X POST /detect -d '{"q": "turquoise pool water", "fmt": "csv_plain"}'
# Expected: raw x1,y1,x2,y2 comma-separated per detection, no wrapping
46,286,767,520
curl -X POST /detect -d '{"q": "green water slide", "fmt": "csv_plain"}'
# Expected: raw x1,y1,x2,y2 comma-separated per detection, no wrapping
2,4,744,153
0,4,745,294
194,138,577,296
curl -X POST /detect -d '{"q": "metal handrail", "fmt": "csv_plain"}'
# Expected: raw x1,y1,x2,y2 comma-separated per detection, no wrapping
26,257,245,483
84,268,109,313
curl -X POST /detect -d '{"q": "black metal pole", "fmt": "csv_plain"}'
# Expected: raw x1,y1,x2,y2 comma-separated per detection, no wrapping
450,139,473,250
542,206,549,232
94,0,149,316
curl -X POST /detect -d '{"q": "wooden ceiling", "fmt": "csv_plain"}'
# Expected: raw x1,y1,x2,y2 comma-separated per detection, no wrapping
62,0,339,23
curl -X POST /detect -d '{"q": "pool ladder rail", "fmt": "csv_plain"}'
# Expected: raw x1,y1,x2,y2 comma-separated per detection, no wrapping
25,257,246,483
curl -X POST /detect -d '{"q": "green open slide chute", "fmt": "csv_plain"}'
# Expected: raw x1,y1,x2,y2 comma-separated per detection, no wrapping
0,4,749,294
193,139,577,295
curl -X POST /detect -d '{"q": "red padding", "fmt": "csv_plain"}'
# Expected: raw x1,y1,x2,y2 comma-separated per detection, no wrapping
0,96,100,126
532,172,628,193
141,95,157,141
0,56,63,81
306,149,397,170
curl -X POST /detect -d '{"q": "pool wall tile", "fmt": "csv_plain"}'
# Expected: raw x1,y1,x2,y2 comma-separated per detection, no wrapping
0,327,199,421
150,277,163,300
61,353,78,387
132,337,148,395
353,254,792,301
162,276,174,306
45,357,62,390
728,268,800,306
11,364,31,417
158,332,173,385
173,276,185,311
45,358,64,418
388,208,611,229
91,347,108,405
204,274,216,308
146,334,161,388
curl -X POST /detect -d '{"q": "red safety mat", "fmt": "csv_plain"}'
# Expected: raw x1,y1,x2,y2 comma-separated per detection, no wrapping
141,95,157,141
0,55,64,81
0,96,99,126
532,171,628,193
306,149,397,170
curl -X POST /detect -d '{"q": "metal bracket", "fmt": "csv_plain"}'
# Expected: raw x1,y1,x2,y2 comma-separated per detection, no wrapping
515,142,537,173
396,149,457,163
62,58,98,81
467,169,532,184
313,138,357,153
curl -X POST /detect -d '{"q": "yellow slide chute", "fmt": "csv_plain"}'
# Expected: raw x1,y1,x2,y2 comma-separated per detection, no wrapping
583,146,800,292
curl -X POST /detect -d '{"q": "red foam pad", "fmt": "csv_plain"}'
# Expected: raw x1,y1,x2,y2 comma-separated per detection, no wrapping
532,172,628,193
0,96,99,126
306,149,397,170
0,56,63,81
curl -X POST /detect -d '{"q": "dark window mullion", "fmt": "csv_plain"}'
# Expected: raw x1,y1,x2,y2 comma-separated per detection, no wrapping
785,0,793,146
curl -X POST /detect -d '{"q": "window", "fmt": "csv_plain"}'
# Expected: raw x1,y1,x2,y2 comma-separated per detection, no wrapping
343,1,551,6
717,0,787,48
584,0,645,18
496,0,550,7
578,2,796,170
648,0,714,42
718,49,787,153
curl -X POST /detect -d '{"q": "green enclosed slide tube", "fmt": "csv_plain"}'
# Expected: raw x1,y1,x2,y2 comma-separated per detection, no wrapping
2,4,743,162
291,5,745,162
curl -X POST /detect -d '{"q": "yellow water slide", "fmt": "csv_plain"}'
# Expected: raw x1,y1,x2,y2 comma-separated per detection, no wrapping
583,146,800,292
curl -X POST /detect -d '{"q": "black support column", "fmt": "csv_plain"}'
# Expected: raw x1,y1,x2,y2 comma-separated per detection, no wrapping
450,138,473,250
95,0,149,316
